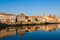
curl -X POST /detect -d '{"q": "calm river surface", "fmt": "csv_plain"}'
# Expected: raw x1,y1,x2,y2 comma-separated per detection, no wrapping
0,24,60,40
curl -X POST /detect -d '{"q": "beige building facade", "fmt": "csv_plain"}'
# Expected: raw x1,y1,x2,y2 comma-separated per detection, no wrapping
58,18,60,23
0,12,16,23
6,14,16,23
17,13,28,24
0,13,59,24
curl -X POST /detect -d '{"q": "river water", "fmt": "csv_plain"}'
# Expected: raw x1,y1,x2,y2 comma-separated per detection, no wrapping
0,24,60,40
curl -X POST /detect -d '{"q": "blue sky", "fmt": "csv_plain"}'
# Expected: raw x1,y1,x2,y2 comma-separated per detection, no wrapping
0,0,60,16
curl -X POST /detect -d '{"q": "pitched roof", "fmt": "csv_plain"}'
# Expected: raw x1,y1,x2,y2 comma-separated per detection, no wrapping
17,13,26,17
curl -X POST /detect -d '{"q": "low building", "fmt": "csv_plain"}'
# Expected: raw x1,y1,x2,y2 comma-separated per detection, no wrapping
58,18,60,23
6,14,16,23
17,13,28,24
42,15,57,23
0,12,6,23
0,12,16,23
48,15,57,23
28,16,34,24
28,16,41,24
41,16,48,22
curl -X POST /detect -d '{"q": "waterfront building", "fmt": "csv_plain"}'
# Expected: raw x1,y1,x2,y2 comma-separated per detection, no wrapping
0,12,6,23
48,15,57,23
28,16,42,24
0,12,16,24
36,16,42,22
28,16,35,24
58,18,60,23
28,16,33,23
41,16,48,22
42,15,57,23
17,13,28,24
5,14,16,23
33,16,41,24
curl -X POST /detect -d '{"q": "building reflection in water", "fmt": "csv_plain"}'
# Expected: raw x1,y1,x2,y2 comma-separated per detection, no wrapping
0,24,58,38
0,27,16,38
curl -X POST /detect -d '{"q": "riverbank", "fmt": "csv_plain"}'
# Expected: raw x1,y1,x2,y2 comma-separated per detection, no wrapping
0,22,60,27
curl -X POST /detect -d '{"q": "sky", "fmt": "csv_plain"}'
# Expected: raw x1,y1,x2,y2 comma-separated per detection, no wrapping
0,0,60,17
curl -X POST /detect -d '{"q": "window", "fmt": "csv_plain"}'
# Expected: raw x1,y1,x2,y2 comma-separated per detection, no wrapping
28,20,30,22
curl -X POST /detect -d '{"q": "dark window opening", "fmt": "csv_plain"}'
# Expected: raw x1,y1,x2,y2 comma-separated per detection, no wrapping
35,18,38,21
28,20,30,22
16,17,17,22
26,16,28,19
